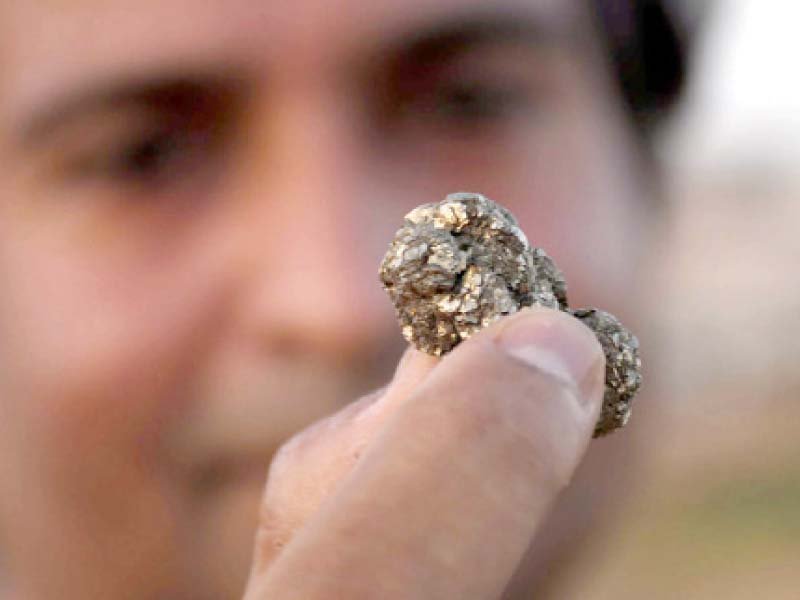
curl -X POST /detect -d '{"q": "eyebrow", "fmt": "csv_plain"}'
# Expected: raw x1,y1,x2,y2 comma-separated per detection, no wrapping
364,11,579,102
387,11,574,59
14,70,244,148
360,10,579,110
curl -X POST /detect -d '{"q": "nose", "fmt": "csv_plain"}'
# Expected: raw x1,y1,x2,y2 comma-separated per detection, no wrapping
232,90,394,365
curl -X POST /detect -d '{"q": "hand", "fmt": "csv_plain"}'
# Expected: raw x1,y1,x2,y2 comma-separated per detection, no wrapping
242,306,605,600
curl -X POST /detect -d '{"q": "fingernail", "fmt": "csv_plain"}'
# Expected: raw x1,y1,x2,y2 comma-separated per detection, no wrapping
497,308,604,403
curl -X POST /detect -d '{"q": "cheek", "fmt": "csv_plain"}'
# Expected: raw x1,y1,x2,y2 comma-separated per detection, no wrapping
507,136,644,309
0,215,243,590
0,212,238,476
459,115,643,310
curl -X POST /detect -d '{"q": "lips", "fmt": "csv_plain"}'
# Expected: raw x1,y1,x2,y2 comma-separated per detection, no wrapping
160,355,383,491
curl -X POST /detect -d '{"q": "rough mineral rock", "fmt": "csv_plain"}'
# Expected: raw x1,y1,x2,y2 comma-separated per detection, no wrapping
379,192,567,356
379,191,642,437
570,308,642,437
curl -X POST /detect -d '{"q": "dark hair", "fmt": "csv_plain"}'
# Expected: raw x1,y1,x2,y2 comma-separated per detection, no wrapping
592,0,690,134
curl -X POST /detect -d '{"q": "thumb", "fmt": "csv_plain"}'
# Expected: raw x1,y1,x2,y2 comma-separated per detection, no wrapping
244,306,605,600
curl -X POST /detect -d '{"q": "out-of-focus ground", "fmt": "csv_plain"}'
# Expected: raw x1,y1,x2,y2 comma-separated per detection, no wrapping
556,2,800,597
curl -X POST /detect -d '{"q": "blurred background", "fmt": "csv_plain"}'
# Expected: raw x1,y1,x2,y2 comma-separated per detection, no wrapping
558,1,800,598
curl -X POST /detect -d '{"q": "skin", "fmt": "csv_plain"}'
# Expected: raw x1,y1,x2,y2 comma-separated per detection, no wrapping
0,0,654,598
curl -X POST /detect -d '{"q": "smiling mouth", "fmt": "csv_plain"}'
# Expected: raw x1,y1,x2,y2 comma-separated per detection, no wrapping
183,450,276,495
160,352,395,495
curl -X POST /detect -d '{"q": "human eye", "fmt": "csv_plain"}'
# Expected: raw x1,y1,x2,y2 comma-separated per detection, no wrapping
383,43,548,136
422,77,536,126
29,81,238,197
67,123,213,187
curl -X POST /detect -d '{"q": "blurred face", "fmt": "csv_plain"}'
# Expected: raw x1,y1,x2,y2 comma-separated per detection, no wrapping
0,0,650,598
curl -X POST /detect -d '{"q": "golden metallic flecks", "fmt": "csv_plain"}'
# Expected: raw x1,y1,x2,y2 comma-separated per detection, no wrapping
380,192,566,356
435,295,462,314
569,308,642,437
379,192,642,437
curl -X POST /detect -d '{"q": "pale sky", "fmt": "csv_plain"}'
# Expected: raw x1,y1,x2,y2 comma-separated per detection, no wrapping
667,0,800,176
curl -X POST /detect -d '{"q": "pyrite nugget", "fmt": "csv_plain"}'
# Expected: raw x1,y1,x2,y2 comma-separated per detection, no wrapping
569,308,642,436
379,192,642,437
